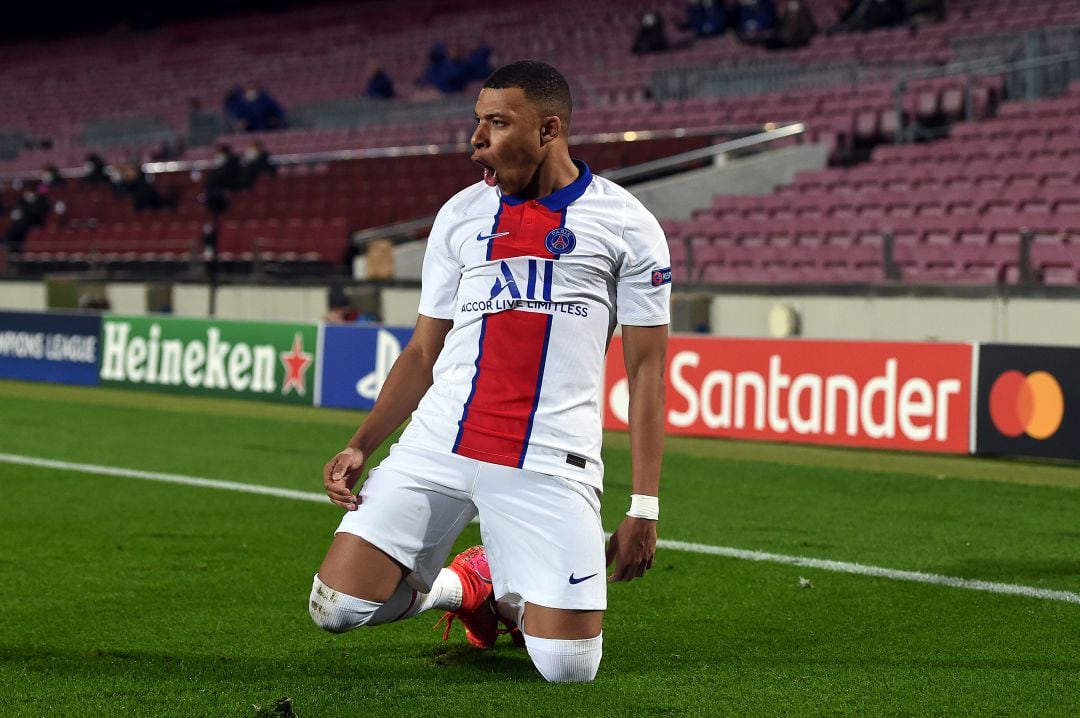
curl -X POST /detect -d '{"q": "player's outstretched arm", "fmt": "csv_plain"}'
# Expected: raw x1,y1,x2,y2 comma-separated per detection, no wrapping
607,323,667,582
323,314,453,509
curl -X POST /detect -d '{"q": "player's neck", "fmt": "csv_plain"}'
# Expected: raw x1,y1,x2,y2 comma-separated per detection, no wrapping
514,153,579,202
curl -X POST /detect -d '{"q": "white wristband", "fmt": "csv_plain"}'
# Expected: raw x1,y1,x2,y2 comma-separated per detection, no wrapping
627,494,659,521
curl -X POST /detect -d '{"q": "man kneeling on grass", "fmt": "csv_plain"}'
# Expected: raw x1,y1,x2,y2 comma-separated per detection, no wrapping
308,60,669,683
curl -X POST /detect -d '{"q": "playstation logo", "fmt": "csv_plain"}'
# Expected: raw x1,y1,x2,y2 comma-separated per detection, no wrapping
356,329,403,400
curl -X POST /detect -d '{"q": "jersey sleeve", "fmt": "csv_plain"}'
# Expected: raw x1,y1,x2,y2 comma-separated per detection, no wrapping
416,202,462,319
616,200,672,326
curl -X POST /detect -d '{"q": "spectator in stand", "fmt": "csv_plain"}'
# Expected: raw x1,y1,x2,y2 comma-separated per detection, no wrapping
201,221,218,261
208,144,242,190
323,286,360,323
766,0,817,48
38,170,68,224
828,0,904,33
435,47,471,94
419,42,492,94
224,84,286,132
683,0,702,32
632,11,669,54
224,86,245,132
365,64,396,99
237,140,276,189
420,43,463,93
116,162,167,212
83,153,111,185
2,187,50,252
40,165,64,188
904,0,944,24
463,43,494,82
683,0,728,38
150,138,185,162
188,97,223,147
734,0,778,42
421,43,449,86
204,144,241,213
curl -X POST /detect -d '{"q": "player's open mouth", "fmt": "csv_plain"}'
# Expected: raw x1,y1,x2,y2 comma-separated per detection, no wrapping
473,158,498,187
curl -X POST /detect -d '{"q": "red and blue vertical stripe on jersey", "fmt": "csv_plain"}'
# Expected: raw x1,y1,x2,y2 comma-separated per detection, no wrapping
453,200,565,468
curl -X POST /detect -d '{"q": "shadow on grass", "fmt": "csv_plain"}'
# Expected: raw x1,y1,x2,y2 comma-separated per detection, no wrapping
926,557,1080,582
0,640,538,687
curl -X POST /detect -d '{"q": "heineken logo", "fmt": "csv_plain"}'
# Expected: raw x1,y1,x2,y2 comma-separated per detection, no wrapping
100,320,313,396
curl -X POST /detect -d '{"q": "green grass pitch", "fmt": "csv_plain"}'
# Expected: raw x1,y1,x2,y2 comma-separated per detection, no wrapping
2,380,1079,717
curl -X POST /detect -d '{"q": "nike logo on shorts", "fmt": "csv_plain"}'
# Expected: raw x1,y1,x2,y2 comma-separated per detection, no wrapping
476,231,510,241
568,572,598,585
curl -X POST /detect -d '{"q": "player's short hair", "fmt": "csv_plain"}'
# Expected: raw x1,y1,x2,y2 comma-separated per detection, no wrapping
483,60,573,127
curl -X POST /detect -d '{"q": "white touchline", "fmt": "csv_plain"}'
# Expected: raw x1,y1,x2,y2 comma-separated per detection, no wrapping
3,451,1078,606
659,539,1080,605
0,452,328,504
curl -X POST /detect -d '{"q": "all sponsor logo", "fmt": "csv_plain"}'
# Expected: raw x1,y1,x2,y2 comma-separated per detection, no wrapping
460,259,588,317
988,370,1064,440
605,336,972,453
99,316,316,405
975,344,1080,461
489,259,553,302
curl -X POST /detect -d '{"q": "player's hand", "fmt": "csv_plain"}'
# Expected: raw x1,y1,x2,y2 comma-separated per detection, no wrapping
605,516,657,582
323,447,365,511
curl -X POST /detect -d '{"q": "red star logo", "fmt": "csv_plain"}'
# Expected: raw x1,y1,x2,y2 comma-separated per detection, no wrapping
279,333,313,396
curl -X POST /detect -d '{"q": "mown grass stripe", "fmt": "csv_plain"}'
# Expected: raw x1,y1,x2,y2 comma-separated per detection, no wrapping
4,450,1079,606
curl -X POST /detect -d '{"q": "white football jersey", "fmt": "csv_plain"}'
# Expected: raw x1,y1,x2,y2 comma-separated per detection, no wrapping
398,161,671,490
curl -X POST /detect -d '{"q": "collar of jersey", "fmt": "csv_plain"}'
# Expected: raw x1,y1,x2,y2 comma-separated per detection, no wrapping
499,159,593,212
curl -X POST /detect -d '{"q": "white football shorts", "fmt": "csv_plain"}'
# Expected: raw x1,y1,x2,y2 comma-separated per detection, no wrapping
335,442,607,611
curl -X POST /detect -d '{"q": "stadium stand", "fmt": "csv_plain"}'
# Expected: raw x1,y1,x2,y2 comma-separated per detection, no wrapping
665,83,1080,285
3,135,712,269
1,0,1079,285
0,0,1058,171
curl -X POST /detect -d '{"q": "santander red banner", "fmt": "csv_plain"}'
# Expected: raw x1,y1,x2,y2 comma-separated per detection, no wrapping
604,337,973,454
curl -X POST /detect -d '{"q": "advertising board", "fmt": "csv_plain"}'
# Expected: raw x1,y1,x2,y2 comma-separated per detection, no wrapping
974,343,1080,461
99,315,317,405
0,310,101,386
604,336,973,454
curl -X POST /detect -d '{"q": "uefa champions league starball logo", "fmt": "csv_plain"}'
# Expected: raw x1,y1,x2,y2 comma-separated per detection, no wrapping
544,227,576,255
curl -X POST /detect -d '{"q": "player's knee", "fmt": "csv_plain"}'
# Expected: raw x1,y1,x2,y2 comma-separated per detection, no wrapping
308,574,379,634
523,631,603,683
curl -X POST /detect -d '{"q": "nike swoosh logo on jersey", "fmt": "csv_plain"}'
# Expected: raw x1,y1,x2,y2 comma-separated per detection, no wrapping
476,231,510,241
568,572,598,585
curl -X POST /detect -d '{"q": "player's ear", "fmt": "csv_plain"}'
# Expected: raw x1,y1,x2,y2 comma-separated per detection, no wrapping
539,116,562,146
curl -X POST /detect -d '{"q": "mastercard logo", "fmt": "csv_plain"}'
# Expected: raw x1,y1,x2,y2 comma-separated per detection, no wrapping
988,370,1065,440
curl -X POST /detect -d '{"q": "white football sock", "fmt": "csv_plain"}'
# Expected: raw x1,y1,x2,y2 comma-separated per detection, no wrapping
308,574,381,633
413,568,463,614
309,571,461,633
522,631,603,683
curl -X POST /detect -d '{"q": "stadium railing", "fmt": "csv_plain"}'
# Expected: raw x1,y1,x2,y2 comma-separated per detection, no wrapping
891,48,1080,144
345,123,809,278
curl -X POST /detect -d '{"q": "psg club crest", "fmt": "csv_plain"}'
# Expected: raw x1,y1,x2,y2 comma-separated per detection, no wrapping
545,227,577,255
